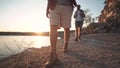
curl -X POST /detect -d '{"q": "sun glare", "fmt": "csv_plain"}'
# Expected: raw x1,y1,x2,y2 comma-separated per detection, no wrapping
31,21,50,32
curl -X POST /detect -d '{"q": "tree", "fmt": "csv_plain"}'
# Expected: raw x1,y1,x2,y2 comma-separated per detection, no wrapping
84,9,93,23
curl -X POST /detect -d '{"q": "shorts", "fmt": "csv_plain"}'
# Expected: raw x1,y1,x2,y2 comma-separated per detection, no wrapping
75,21,83,28
50,5,73,28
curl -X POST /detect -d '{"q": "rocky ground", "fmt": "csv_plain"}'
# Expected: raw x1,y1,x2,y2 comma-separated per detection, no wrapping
0,33,120,68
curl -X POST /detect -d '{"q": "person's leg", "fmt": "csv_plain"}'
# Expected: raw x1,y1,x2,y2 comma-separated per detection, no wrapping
78,22,83,40
50,25,58,53
63,28,70,52
78,27,81,40
75,21,79,42
45,25,59,67
60,6,73,52
75,27,78,42
45,5,61,68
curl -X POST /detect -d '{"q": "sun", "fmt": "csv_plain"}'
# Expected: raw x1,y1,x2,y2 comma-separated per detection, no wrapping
31,23,50,32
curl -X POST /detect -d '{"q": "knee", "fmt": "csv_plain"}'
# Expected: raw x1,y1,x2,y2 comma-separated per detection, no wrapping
50,25,58,31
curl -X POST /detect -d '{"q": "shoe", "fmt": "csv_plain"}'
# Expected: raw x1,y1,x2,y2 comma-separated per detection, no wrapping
45,52,59,68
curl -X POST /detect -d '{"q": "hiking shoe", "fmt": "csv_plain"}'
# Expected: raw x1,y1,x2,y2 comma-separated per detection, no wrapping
45,52,59,68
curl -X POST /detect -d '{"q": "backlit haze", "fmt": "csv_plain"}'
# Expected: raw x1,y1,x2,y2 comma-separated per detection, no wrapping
0,0,105,32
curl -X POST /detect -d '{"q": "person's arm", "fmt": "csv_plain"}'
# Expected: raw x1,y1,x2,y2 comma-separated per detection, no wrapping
46,0,50,18
81,10,85,18
74,11,77,18
73,0,77,7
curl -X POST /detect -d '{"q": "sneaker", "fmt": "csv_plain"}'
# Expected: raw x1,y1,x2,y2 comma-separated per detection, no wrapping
45,52,59,68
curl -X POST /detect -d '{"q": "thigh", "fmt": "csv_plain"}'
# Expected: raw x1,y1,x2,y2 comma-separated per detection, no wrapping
50,8,60,26
79,21,83,28
75,21,79,28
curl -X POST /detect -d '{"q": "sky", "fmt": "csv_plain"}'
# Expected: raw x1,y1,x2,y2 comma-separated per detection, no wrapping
0,0,105,32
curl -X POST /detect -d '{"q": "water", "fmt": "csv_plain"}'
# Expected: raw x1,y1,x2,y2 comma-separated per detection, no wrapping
0,36,51,59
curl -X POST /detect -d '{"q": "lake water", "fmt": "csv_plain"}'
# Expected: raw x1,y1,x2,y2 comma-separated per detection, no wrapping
0,36,52,59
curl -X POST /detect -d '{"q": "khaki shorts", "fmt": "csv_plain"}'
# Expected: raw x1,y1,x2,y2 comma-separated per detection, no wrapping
50,5,73,28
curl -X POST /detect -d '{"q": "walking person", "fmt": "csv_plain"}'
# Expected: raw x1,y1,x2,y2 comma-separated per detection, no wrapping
46,0,77,67
74,4,85,42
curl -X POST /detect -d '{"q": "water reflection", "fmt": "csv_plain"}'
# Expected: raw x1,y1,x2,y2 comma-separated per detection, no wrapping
0,36,51,59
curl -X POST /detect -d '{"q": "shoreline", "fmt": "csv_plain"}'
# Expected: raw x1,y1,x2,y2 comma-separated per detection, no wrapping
0,33,120,68
0,30,75,39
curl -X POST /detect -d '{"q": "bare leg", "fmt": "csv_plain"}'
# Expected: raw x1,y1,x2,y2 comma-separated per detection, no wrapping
63,28,70,52
50,25,58,53
75,27,78,42
45,25,59,68
78,27,82,40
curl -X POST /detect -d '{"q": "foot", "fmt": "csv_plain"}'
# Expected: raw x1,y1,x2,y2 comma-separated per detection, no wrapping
62,48,68,52
63,43,68,52
79,36,81,40
74,38,78,42
45,52,59,68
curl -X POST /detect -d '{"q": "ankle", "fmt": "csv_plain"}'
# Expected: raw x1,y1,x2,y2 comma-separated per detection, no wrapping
75,37,78,42
64,43,68,48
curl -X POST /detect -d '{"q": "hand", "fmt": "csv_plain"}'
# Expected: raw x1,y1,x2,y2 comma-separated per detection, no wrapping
46,11,50,18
